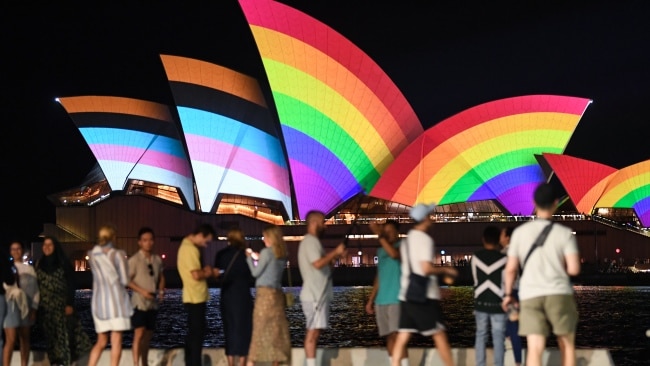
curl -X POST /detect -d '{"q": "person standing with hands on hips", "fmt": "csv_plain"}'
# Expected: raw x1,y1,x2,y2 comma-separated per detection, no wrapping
127,227,165,366
298,210,347,366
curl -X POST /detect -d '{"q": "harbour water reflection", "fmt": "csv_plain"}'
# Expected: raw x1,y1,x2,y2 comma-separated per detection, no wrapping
30,286,650,365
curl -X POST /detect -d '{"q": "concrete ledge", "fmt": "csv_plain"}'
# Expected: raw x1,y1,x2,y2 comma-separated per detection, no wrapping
11,347,614,365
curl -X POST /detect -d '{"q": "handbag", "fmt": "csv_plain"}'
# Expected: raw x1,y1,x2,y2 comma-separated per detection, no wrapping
284,261,295,307
404,238,430,303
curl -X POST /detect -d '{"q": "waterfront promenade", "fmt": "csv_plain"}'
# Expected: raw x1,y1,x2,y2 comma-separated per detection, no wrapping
11,347,614,365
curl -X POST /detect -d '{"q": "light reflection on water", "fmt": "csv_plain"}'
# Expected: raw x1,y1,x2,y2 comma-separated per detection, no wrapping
30,286,650,366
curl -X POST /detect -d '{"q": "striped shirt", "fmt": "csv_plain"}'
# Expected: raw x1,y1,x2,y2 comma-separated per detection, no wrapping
89,244,133,322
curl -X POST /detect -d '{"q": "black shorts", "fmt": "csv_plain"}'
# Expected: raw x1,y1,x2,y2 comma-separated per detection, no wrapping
399,300,446,336
132,309,157,330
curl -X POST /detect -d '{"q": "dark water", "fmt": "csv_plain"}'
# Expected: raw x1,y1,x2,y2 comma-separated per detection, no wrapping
30,286,650,365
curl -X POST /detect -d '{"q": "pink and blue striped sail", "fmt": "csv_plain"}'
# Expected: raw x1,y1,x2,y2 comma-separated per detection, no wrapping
160,55,293,217
57,96,196,210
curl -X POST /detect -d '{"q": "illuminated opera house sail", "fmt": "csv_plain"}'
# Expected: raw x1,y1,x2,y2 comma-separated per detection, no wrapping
542,153,650,227
51,1,650,229
239,0,424,217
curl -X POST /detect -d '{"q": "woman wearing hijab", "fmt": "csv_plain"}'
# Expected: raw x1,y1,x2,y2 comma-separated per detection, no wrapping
87,225,133,366
214,228,254,366
35,236,92,366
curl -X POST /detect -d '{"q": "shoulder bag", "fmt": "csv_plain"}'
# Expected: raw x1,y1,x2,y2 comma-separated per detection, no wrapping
519,222,554,276
219,250,240,286
404,238,430,303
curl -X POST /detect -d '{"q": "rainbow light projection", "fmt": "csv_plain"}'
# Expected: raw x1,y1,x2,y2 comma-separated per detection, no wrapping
596,160,650,227
543,154,650,226
57,96,196,210
371,95,592,215
160,54,293,216
541,153,617,215
239,0,424,218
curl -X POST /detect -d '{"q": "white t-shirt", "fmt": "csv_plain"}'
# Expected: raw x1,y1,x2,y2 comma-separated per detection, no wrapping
298,234,332,302
399,229,440,301
508,219,578,301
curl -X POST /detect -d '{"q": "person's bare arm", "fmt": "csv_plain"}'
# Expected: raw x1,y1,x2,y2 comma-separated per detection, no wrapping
565,253,581,276
501,256,519,311
379,237,400,259
158,267,166,301
420,261,457,277
312,243,346,269
191,265,213,281
369,222,399,258
365,275,379,314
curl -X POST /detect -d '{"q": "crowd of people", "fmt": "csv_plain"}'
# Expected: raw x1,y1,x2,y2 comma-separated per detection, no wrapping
0,183,582,366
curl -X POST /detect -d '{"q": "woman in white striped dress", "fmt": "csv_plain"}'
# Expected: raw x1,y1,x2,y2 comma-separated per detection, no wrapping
87,225,133,366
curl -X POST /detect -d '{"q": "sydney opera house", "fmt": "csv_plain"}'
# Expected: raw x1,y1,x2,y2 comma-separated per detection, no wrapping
43,0,649,270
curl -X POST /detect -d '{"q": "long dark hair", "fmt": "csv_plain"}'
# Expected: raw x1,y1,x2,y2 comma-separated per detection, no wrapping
36,236,74,275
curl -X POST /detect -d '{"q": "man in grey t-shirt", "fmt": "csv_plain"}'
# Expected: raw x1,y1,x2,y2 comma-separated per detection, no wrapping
127,227,165,366
298,210,346,366
502,184,581,366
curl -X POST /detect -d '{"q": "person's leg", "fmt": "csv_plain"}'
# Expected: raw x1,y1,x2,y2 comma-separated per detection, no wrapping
545,295,579,366
557,333,576,366
132,326,145,366
386,332,397,358
304,329,321,360
507,320,523,365
227,355,234,366
141,329,154,366
474,311,488,366
3,327,17,366
87,332,109,366
238,354,247,366
109,331,123,366
432,331,454,366
18,325,30,366
490,313,507,366
525,334,546,366
390,332,412,366
184,303,207,366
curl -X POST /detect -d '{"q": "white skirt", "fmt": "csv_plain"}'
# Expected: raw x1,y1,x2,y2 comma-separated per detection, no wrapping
93,315,131,333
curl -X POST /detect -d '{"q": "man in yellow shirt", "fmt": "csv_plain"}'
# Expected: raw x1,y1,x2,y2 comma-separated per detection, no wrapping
177,223,216,366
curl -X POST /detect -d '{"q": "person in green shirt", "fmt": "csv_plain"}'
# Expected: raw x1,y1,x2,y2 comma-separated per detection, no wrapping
365,220,408,366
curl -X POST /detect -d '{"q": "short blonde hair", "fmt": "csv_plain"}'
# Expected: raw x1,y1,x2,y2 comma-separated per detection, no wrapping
263,225,287,259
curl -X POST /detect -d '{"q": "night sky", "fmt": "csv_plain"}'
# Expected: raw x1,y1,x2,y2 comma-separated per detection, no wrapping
2,1,649,244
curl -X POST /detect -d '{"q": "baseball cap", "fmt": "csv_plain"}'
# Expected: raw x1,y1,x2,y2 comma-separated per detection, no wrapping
409,203,437,222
